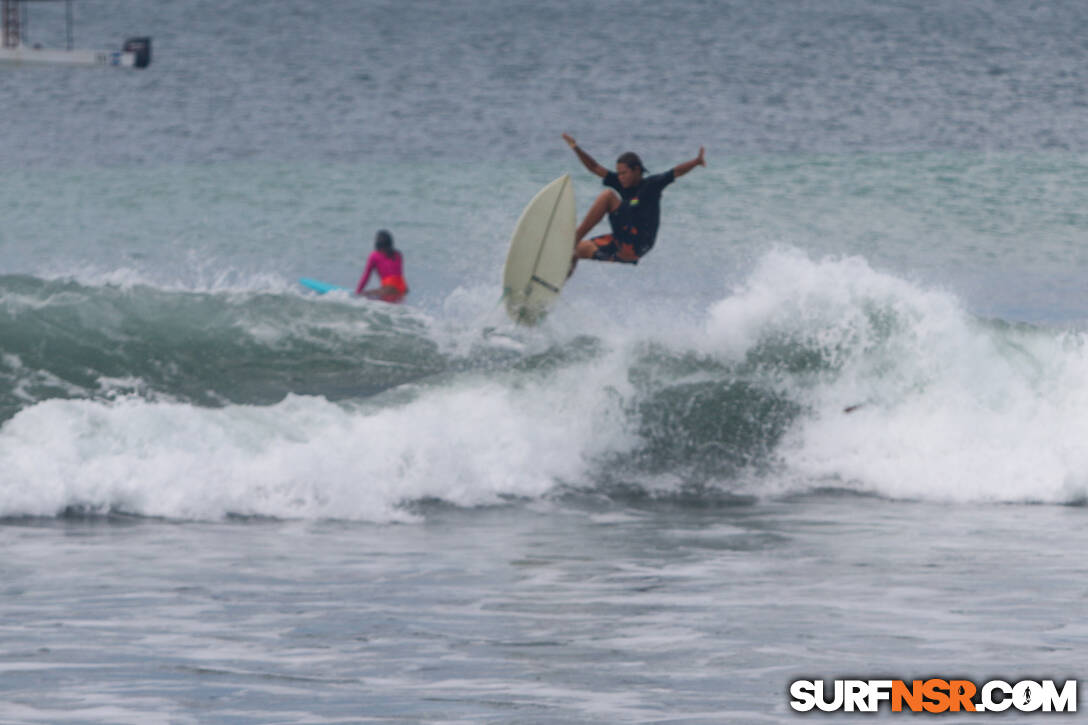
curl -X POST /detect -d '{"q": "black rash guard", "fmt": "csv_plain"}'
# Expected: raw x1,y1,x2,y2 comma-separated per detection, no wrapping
602,168,675,256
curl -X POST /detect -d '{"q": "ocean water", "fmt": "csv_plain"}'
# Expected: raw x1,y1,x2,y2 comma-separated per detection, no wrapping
2,1,1088,722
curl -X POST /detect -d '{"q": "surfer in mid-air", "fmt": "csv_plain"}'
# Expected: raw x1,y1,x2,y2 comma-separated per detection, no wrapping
355,229,409,303
562,133,705,271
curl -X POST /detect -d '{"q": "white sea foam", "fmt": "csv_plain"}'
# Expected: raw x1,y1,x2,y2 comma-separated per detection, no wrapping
704,248,1088,503
0,345,636,521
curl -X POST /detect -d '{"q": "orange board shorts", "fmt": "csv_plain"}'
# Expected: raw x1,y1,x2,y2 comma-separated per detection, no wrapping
379,275,408,302
381,275,408,294
590,234,640,264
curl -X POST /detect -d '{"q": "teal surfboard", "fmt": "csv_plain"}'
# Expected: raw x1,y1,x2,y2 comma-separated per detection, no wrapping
299,277,347,294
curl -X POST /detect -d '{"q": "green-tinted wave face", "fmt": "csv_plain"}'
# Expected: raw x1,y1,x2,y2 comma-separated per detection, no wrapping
0,276,446,421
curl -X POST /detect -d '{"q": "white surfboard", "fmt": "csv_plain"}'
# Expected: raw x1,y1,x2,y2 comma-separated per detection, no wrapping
502,174,576,325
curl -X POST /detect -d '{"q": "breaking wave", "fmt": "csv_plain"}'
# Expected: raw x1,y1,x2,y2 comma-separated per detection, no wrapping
3,248,1086,521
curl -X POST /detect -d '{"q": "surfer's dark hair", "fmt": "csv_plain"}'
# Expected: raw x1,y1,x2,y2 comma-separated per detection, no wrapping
374,229,394,254
616,151,646,173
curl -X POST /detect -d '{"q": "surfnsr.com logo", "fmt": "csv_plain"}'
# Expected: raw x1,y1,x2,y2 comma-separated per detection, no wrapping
789,679,1077,714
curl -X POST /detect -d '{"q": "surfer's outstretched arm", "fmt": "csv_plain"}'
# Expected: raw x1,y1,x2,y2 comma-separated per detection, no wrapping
562,134,608,178
355,257,376,295
673,147,707,178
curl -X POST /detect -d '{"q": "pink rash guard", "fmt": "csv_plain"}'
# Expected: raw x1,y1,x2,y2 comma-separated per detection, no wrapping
355,250,407,298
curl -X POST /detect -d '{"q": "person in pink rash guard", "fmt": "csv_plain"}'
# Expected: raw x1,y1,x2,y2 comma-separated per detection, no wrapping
355,229,408,303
